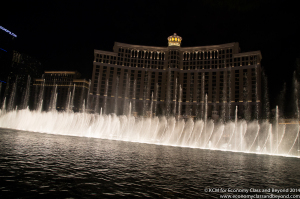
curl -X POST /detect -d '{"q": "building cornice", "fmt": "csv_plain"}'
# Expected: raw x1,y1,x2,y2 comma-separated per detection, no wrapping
93,62,260,72
73,79,90,84
113,42,239,52
114,42,168,51
45,71,77,74
233,50,262,59
181,42,238,51
94,49,117,56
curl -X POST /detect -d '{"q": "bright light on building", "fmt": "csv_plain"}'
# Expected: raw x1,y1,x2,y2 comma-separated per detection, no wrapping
0,26,17,37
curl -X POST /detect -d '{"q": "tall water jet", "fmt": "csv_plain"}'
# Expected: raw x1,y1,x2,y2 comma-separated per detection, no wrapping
173,78,177,116
90,95,95,114
33,83,38,110
49,85,57,111
79,83,85,112
196,79,200,119
243,89,250,121
82,99,85,113
7,80,17,112
186,82,193,117
189,74,194,117
123,73,130,115
0,82,2,104
228,69,232,120
146,72,151,115
114,77,119,115
103,79,108,114
166,69,171,117
1,98,6,113
150,92,153,117
21,75,31,109
275,105,279,154
142,71,149,117
3,78,9,105
132,79,136,115
86,80,91,112
178,84,182,118
289,73,300,156
54,93,58,111
243,70,250,121
235,106,238,151
221,71,227,123
95,74,101,113
255,65,259,120
142,84,148,117
154,83,158,116
128,102,132,117
37,78,45,112
201,73,205,120
262,71,270,120
70,84,76,112
203,94,208,147
65,91,71,112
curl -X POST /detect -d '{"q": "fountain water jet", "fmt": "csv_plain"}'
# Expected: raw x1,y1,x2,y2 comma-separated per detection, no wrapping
0,72,300,158
86,80,91,112
114,77,119,115
178,85,182,119
21,75,31,110
7,77,17,112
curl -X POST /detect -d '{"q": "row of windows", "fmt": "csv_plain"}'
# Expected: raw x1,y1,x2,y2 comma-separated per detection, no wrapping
183,50,227,60
93,66,258,102
95,61,257,70
95,52,259,70
116,48,233,59
95,65,255,77
96,54,116,59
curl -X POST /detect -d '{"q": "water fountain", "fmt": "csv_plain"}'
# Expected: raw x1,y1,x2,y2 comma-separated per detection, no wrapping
173,78,177,116
114,77,119,115
21,75,31,110
37,78,45,112
95,74,101,113
154,83,158,117
49,85,58,111
178,85,182,118
7,79,17,112
122,74,130,116
0,82,2,100
0,74,300,158
132,79,137,116
86,80,91,112
65,90,71,112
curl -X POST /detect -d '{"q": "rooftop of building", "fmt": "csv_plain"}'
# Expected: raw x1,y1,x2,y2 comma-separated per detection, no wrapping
93,33,261,58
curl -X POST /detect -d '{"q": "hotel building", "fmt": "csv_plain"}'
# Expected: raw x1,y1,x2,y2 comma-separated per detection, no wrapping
91,33,262,119
34,71,90,112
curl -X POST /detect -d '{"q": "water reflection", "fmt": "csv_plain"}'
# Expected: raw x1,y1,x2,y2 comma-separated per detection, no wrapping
0,128,300,198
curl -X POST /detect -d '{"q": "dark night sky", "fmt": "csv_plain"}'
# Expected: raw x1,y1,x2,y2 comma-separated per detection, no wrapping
1,0,300,109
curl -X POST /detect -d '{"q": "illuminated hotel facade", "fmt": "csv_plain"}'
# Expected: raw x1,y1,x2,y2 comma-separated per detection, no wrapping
91,33,262,119
34,71,90,112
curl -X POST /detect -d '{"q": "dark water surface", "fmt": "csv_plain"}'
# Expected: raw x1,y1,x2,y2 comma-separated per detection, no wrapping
1,128,300,198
